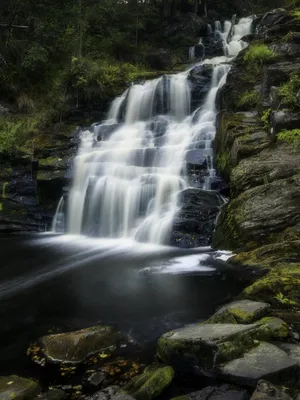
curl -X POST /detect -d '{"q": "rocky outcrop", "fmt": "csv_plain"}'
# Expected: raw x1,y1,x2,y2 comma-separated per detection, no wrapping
0,375,41,399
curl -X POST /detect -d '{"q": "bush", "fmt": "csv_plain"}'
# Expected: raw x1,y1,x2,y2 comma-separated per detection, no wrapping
237,91,260,108
277,129,300,144
244,44,277,64
278,72,300,109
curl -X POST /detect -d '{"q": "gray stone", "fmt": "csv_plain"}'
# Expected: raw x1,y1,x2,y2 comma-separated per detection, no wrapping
44,388,67,399
273,342,300,366
86,371,106,389
250,380,293,400
219,342,299,387
40,325,120,364
90,386,135,400
157,323,273,372
206,300,270,324
172,384,249,400
271,111,300,135
0,375,41,400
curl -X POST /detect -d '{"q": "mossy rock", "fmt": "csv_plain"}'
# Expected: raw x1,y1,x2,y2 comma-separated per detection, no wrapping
40,325,120,364
205,300,270,324
0,375,40,399
240,263,300,308
125,366,174,400
257,317,289,338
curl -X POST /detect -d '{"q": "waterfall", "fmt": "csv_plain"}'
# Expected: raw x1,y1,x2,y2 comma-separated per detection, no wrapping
53,17,253,244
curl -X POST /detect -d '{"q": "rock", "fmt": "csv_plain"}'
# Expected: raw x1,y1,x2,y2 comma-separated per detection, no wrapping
40,325,120,364
90,386,135,400
212,175,300,250
125,366,174,400
188,64,213,111
146,49,173,70
95,123,119,141
185,149,207,169
172,385,249,400
206,300,270,324
257,318,289,339
170,188,224,248
43,388,67,399
85,371,106,390
230,143,300,197
273,342,300,366
219,342,299,387
271,111,300,136
250,380,293,400
157,323,273,373
162,13,207,39
256,10,293,39
0,375,40,399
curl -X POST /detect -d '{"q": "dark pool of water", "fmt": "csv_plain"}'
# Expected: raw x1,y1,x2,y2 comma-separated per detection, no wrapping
0,233,248,377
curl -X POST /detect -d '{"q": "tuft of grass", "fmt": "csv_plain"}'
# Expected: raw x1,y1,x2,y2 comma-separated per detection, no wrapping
237,91,260,108
244,44,277,65
278,72,300,109
277,129,300,144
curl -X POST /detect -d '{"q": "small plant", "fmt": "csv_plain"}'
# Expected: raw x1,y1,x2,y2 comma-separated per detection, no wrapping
261,108,272,129
278,72,300,109
274,292,296,306
237,91,260,108
244,44,277,64
277,129,300,144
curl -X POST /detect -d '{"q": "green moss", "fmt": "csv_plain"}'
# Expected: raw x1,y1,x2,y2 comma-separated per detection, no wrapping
243,44,277,65
277,72,300,109
261,108,272,130
258,317,289,338
216,151,230,174
133,366,174,400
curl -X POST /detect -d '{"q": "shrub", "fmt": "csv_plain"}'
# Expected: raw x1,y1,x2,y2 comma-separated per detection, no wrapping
244,44,276,64
278,72,300,109
277,129,300,144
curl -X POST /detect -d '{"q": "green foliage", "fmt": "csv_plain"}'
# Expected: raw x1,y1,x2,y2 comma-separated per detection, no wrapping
274,292,296,306
277,129,300,144
278,72,300,109
237,91,260,108
292,9,300,19
261,108,272,129
244,45,277,65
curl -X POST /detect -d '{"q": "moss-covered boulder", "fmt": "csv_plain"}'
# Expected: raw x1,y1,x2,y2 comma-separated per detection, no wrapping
257,317,289,339
157,323,275,373
205,300,270,324
240,263,300,308
0,375,40,400
250,380,294,400
40,325,120,364
125,366,174,400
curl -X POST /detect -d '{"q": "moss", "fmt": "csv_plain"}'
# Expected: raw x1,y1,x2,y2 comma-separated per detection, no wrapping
133,366,174,400
243,44,277,65
0,375,40,399
237,91,260,109
278,129,300,144
258,317,289,338
277,72,300,110
261,108,272,130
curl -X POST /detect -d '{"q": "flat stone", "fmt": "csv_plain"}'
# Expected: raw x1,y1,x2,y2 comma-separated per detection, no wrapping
206,300,270,324
257,318,289,339
219,342,299,387
90,386,135,400
40,325,119,364
273,342,300,365
157,323,272,371
171,384,249,400
250,380,293,400
0,375,40,400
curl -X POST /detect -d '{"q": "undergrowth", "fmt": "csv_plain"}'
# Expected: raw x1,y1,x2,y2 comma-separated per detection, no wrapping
277,129,300,144
244,44,277,64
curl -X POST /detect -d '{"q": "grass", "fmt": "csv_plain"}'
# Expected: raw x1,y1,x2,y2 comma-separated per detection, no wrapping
237,91,260,108
261,109,272,129
244,44,277,65
277,129,300,144
278,72,300,109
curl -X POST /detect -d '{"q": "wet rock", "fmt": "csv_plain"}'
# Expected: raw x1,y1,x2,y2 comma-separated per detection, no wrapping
0,375,40,399
206,300,270,324
250,380,293,400
95,123,119,141
188,64,213,111
185,149,207,169
170,188,224,248
271,111,300,136
125,366,174,400
43,388,67,399
40,325,120,364
219,342,299,387
171,384,250,400
256,10,294,39
85,371,106,390
157,323,273,373
257,318,289,339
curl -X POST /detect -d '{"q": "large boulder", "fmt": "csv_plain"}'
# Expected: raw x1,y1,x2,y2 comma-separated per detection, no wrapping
250,380,294,400
188,64,213,111
39,325,120,364
170,188,224,248
219,342,299,388
0,375,40,400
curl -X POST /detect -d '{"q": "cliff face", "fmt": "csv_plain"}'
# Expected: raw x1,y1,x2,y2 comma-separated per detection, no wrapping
213,9,300,314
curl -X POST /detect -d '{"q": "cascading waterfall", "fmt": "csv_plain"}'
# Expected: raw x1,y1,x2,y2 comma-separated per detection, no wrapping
53,17,253,244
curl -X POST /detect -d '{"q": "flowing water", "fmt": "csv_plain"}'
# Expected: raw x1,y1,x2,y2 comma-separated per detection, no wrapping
56,17,252,244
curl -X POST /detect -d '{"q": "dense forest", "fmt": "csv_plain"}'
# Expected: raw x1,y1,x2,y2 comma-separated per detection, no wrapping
0,0,295,154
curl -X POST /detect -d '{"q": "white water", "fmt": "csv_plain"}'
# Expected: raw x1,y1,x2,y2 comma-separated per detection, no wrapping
54,17,252,244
